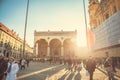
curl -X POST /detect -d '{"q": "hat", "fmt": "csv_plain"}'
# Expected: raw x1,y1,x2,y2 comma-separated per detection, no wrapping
0,53,4,57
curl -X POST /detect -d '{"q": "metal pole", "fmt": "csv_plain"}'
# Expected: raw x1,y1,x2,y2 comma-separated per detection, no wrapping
83,0,89,50
23,0,29,58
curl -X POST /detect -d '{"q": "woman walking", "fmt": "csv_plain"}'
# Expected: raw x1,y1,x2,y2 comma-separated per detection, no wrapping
6,57,19,80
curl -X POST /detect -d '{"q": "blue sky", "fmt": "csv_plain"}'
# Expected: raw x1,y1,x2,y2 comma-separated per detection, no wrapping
0,0,89,47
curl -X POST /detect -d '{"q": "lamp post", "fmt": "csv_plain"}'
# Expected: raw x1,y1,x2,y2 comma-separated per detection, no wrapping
23,0,29,58
83,0,89,50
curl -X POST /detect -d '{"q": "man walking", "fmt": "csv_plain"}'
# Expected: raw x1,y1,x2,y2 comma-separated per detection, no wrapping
104,52,115,80
20,58,26,70
86,56,96,80
0,53,8,80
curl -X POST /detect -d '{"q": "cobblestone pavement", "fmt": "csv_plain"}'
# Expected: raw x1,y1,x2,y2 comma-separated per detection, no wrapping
17,62,109,80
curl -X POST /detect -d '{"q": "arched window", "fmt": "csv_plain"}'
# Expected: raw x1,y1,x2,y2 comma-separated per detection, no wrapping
113,6,117,13
0,41,3,47
105,14,109,19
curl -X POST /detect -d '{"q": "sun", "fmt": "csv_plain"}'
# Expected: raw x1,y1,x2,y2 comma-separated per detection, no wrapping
76,35,87,47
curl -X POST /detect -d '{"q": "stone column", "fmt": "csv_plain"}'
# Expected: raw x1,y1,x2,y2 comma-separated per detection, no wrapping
34,43,38,57
61,45,64,56
47,46,50,57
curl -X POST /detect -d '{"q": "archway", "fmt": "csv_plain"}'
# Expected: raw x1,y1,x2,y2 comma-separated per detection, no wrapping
49,39,61,60
37,39,48,58
63,38,75,59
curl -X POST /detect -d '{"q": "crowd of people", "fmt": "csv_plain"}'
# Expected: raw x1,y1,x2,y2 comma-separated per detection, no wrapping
0,52,31,80
0,51,119,80
0,53,19,80
33,54,118,80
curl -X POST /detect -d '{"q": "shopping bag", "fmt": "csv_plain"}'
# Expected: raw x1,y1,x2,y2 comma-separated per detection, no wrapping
85,70,89,76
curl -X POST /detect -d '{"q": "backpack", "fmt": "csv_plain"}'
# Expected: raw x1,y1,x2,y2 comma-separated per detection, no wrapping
104,61,110,67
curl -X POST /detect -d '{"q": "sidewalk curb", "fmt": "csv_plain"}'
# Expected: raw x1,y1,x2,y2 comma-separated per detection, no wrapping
97,67,120,78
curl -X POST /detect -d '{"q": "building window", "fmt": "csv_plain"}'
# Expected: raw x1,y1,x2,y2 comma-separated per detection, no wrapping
98,19,100,25
113,6,117,13
101,2,106,10
0,41,3,47
105,14,109,19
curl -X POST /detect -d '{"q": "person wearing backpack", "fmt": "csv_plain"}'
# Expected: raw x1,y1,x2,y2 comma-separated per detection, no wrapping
104,52,115,80
6,57,19,80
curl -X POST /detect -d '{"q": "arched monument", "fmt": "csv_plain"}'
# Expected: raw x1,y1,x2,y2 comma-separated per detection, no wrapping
34,30,77,60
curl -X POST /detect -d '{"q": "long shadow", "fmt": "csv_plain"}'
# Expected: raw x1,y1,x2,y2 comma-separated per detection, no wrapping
66,72,74,80
58,71,70,80
74,72,81,80
39,65,64,78
20,65,64,80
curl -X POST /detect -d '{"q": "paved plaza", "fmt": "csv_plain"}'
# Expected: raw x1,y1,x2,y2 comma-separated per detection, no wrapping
17,62,110,80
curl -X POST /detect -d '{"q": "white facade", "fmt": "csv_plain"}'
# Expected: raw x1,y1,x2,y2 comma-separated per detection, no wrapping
34,30,77,59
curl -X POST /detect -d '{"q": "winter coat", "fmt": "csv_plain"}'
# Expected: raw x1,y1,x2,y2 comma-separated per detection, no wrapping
0,58,8,80
86,59,96,72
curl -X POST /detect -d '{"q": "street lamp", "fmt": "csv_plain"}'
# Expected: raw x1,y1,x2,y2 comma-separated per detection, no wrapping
23,0,29,58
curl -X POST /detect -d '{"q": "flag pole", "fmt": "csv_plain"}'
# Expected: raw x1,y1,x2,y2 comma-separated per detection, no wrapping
83,0,89,50
23,0,29,58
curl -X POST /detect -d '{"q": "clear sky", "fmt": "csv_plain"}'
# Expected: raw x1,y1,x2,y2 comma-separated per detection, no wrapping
0,0,89,47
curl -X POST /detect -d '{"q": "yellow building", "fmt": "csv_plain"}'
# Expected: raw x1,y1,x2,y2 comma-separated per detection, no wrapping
89,0,120,29
0,22,33,58
88,0,120,57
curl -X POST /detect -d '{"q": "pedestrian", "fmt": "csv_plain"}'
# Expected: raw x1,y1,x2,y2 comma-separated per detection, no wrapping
77,59,82,72
67,58,72,71
0,53,8,80
26,59,30,67
20,58,26,70
73,59,78,72
49,58,52,64
104,55,115,80
86,56,96,80
6,57,19,80
111,57,117,72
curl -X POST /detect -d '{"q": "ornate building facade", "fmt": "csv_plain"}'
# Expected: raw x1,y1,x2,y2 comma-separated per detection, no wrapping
89,0,120,29
34,30,77,60
0,22,33,58
88,0,120,57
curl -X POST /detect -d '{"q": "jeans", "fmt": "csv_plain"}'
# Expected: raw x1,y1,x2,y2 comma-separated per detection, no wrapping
107,72,115,80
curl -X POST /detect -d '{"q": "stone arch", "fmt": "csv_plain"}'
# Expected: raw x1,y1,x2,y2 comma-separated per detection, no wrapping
36,39,48,58
63,38,75,59
49,39,61,59
48,37,62,46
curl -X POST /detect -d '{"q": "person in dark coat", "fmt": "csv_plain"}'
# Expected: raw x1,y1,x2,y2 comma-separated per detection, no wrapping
86,56,96,80
26,59,30,67
0,53,8,80
67,58,72,71
104,52,115,80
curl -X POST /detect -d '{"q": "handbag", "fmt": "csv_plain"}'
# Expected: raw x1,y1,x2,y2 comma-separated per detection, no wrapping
85,70,89,76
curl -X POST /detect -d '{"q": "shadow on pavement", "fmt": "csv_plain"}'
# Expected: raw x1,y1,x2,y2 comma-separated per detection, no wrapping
74,72,81,80
58,71,70,80
66,72,74,80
